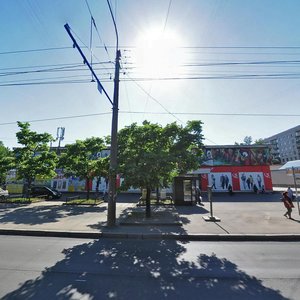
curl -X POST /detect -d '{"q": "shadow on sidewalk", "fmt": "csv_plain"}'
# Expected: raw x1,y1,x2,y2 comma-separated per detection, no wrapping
0,205,106,226
89,205,188,235
88,203,211,233
206,192,282,202
2,238,288,300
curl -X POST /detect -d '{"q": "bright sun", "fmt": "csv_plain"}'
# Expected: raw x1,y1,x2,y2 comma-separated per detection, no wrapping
134,27,183,79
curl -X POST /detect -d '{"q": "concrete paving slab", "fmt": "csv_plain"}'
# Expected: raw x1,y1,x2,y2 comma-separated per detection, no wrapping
0,191,299,240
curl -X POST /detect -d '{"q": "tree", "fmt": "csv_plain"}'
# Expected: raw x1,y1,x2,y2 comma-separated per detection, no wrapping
235,136,253,145
14,122,57,198
0,141,14,186
118,120,204,217
59,137,108,200
253,138,265,145
243,136,252,145
93,156,110,198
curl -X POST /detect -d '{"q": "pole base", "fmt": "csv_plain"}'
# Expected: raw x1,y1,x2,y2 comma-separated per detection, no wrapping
203,215,221,222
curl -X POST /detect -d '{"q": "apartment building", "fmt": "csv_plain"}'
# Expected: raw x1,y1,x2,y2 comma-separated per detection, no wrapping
264,125,300,163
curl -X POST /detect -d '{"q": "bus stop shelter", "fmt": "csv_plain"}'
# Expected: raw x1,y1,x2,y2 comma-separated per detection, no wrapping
173,169,211,205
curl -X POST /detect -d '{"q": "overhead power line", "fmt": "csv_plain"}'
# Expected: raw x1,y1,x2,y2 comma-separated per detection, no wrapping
163,0,173,32
3,45,300,55
0,47,72,55
125,74,184,124
119,111,300,117
0,112,112,126
0,79,91,87
1,111,299,127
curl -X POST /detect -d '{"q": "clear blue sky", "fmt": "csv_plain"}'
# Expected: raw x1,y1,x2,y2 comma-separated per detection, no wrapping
1,0,300,149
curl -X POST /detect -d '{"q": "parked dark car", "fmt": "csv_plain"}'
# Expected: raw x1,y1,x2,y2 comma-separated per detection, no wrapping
30,186,62,200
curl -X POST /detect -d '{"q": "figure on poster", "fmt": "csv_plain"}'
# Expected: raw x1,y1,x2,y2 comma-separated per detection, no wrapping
246,174,254,189
225,174,229,189
228,148,235,164
246,176,251,189
281,191,294,219
241,151,250,165
223,149,230,164
206,150,212,160
211,174,216,189
257,174,262,189
234,149,241,164
241,173,246,189
220,174,225,189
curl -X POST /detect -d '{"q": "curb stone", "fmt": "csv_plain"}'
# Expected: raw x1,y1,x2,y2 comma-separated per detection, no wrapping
1,228,300,241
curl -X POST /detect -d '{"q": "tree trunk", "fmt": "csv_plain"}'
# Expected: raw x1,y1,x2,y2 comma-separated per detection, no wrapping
95,177,101,199
86,178,90,200
146,187,151,218
27,178,32,200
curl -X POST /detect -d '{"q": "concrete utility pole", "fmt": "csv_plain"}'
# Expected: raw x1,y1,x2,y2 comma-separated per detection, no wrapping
107,49,121,227
64,21,120,226
106,0,120,227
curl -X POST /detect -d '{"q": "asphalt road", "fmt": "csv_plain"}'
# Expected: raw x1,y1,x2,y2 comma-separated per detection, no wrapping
0,236,299,300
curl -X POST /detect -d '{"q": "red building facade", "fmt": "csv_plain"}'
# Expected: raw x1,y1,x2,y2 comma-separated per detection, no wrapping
199,146,273,192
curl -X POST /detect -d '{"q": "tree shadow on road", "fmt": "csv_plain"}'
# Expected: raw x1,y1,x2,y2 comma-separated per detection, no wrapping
2,238,288,300
0,205,106,225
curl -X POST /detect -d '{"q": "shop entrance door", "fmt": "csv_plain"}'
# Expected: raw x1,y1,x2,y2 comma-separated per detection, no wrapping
183,179,193,203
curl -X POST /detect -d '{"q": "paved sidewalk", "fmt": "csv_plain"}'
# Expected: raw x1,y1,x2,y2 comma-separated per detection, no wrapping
0,192,299,240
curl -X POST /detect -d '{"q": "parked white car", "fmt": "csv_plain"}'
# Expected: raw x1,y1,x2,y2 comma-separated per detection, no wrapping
0,188,9,200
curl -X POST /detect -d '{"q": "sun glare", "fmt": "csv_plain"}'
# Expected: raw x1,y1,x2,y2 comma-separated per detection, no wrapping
134,27,183,79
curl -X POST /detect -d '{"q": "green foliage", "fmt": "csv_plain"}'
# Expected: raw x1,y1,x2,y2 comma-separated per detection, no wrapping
14,122,57,186
253,138,265,145
64,199,103,205
0,197,42,204
235,136,254,146
59,137,108,199
0,141,14,185
118,120,204,190
59,137,107,180
118,120,204,217
243,136,253,145
93,156,110,179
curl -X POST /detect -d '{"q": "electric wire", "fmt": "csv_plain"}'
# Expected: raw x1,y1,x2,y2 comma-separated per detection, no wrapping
0,47,72,55
163,0,173,32
84,0,113,67
3,46,300,56
0,112,112,126
124,73,184,124
0,61,111,72
1,110,298,127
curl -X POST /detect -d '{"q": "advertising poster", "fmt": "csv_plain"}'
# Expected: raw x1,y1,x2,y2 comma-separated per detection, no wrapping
208,172,232,192
202,146,272,166
239,172,264,191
